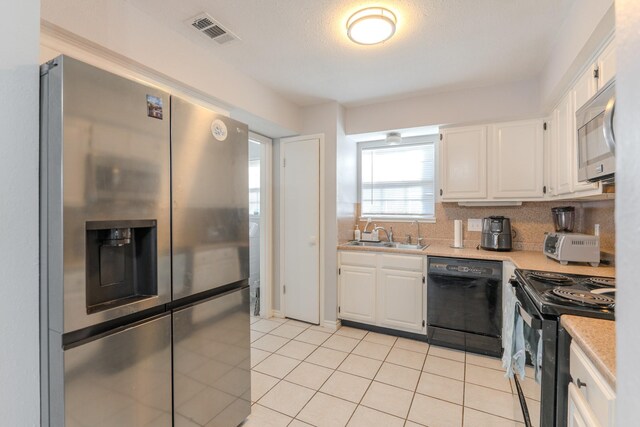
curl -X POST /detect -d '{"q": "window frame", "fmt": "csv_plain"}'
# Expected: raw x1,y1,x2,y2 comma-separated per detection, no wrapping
357,134,439,222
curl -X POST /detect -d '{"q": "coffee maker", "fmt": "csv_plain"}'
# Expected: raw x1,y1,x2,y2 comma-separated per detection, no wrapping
480,216,513,251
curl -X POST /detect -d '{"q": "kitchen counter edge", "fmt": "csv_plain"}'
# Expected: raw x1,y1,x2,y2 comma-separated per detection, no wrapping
561,315,616,389
337,242,615,277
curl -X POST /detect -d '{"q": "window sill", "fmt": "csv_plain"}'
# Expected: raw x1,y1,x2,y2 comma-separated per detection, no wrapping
358,216,436,223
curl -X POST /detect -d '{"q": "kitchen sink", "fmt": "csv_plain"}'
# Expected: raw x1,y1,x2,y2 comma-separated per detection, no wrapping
345,241,428,250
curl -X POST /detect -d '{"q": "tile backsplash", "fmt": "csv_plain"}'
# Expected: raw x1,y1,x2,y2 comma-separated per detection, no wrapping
353,200,615,253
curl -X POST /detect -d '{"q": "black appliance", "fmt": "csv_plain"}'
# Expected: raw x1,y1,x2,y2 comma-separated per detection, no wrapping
510,269,615,427
481,216,513,251
427,257,502,356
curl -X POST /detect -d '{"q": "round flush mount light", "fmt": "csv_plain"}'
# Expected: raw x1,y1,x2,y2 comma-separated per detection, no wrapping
347,7,397,45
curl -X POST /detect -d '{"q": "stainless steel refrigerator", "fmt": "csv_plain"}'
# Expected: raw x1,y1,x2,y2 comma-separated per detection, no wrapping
40,56,251,426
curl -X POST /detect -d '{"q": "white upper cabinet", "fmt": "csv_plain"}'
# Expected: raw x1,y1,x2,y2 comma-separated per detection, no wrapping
543,116,556,196
440,126,488,200
597,37,616,90
440,120,543,201
489,119,544,199
574,65,598,112
574,36,616,112
554,92,574,196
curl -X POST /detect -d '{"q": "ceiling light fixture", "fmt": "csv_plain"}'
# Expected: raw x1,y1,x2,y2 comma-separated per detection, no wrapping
347,7,397,45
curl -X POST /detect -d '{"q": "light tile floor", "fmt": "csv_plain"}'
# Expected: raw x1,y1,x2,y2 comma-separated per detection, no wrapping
245,316,539,427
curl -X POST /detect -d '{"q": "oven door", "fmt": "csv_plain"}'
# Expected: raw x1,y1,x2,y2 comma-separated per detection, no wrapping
512,281,558,427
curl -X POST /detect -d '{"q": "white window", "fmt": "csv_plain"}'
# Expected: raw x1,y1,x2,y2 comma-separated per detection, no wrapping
359,136,436,219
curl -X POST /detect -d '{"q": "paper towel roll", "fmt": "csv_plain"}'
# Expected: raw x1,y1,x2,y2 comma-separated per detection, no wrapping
454,220,463,248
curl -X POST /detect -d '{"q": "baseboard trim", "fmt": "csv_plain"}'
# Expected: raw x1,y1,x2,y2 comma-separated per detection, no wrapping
322,319,341,331
270,310,284,319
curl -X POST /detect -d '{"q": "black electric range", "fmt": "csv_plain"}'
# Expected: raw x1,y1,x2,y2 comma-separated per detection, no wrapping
510,269,615,427
515,269,615,320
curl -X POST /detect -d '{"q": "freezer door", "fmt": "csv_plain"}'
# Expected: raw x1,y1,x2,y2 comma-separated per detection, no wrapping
173,287,250,426
41,56,172,333
54,314,172,426
171,97,249,299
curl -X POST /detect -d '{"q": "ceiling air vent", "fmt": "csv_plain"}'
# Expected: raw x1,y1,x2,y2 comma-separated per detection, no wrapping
187,13,238,45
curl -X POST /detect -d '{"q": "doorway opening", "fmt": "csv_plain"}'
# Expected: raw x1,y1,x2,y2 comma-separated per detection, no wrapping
248,133,272,318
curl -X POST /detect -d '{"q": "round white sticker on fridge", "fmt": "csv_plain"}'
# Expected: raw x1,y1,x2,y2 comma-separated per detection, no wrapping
211,119,228,141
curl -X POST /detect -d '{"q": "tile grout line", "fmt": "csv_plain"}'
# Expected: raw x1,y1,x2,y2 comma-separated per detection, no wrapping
342,332,398,426
403,340,431,425
254,322,520,426
461,350,467,427
290,327,370,426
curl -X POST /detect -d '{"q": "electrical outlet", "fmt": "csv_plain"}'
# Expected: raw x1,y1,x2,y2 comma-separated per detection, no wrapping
468,219,482,232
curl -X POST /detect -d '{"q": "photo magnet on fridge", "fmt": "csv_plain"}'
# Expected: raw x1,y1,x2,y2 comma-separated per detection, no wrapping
146,95,163,119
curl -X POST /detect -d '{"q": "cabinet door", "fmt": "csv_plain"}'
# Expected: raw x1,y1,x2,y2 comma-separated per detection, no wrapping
597,37,616,90
339,265,376,324
543,117,557,196
574,65,598,112
440,126,488,200
567,383,600,427
554,93,574,195
378,268,424,333
489,119,544,199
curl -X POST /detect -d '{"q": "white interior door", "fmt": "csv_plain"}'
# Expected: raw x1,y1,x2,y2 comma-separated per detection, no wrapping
282,137,320,324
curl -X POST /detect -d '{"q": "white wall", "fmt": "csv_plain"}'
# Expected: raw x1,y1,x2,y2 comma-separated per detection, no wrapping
336,105,357,244
539,0,614,110
614,1,640,424
40,0,301,138
299,103,339,323
0,0,41,424
271,102,344,323
345,78,541,135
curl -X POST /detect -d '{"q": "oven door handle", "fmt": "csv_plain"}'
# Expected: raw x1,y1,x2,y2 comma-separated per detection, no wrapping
516,303,543,331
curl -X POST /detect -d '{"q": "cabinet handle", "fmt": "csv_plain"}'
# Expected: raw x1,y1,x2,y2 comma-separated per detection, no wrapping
576,378,587,389
440,189,443,196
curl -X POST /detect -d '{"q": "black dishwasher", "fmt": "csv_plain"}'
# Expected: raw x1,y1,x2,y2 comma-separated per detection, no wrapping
427,257,502,356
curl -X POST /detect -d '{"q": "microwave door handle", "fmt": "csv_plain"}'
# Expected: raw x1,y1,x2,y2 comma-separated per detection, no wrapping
516,303,543,330
603,96,616,156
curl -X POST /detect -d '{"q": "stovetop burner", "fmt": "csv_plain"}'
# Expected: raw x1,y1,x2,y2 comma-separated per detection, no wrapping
528,271,572,282
586,277,616,287
514,269,615,319
550,288,615,307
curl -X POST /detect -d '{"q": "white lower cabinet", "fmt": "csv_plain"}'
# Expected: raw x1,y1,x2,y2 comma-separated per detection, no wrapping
378,268,424,333
568,342,616,427
338,251,426,334
568,383,600,427
338,265,376,324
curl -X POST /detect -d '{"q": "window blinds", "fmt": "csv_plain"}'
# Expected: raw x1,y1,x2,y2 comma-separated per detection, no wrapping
361,143,435,217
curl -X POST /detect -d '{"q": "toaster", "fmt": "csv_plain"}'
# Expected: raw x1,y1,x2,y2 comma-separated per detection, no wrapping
543,232,600,267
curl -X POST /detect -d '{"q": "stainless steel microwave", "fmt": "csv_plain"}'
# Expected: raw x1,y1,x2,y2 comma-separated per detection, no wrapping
576,79,615,182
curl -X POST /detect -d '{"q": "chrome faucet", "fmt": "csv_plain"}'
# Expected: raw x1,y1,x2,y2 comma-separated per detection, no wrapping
363,217,373,233
374,226,394,243
413,220,423,246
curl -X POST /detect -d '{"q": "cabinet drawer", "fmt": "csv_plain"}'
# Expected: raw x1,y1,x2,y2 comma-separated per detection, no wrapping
340,251,377,267
569,342,615,427
379,254,423,272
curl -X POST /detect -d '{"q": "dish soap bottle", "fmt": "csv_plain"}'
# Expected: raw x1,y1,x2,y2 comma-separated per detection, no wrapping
354,225,361,241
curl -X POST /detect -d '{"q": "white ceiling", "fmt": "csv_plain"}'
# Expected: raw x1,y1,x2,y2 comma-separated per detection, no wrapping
125,1,573,107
